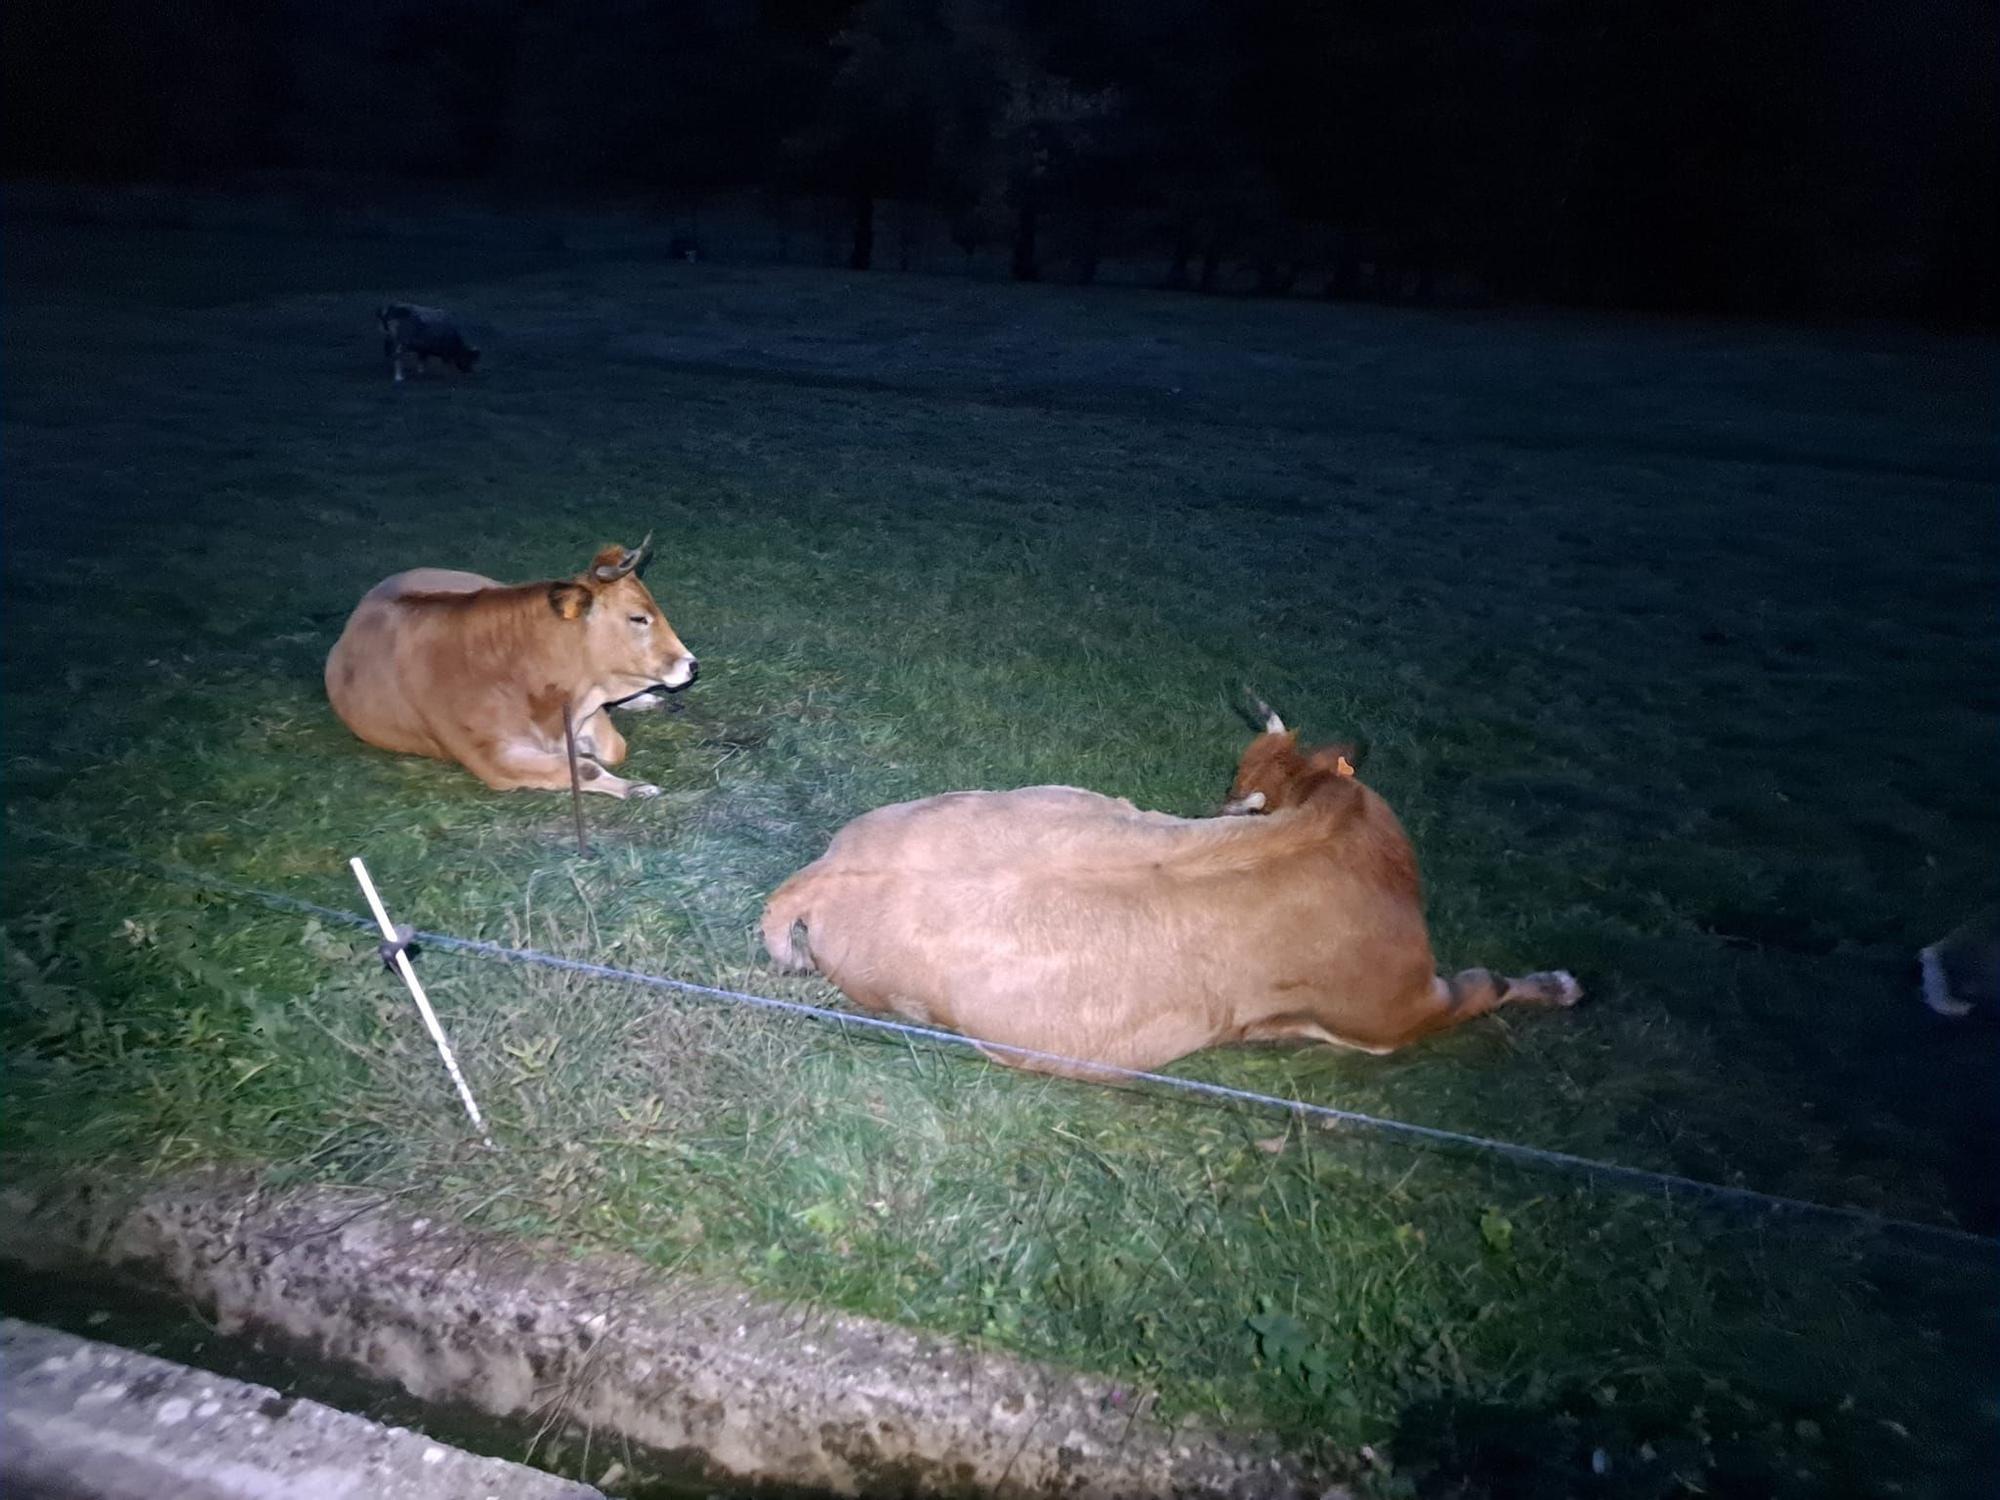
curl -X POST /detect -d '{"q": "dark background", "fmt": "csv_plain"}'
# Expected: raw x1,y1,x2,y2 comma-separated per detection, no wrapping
4,1,1995,321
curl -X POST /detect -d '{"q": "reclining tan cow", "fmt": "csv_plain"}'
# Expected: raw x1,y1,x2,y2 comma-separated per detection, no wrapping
762,699,1578,1075
325,538,697,798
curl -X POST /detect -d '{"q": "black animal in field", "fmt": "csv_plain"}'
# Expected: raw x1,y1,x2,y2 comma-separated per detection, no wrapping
378,303,480,383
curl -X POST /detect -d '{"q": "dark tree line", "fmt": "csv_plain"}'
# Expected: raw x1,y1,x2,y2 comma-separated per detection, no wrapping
4,0,1993,321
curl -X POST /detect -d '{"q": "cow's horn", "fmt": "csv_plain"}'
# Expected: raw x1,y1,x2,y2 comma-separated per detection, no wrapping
593,532,653,582
1242,685,1285,736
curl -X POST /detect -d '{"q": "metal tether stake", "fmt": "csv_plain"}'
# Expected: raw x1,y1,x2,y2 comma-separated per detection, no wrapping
561,700,591,858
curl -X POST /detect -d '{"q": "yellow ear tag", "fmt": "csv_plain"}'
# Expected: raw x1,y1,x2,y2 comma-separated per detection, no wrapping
1335,756,1355,778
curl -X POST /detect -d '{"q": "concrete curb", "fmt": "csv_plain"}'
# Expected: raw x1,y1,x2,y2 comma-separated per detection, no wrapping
1,1179,1339,1498
1,1318,601,1500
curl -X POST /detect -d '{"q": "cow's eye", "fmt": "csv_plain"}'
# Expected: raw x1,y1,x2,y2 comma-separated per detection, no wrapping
629,614,651,626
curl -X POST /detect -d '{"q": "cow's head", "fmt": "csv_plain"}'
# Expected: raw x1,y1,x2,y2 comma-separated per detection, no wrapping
546,535,698,694
1221,690,1360,814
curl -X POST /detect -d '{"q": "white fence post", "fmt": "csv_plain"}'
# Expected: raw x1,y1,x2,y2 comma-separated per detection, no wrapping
348,857,494,1148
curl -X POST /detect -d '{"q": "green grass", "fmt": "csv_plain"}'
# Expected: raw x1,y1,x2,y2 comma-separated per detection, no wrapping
4,216,1997,1497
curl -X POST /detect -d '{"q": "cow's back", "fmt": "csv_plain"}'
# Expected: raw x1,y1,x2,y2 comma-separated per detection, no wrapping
811,786,1147,868
325,568,501,757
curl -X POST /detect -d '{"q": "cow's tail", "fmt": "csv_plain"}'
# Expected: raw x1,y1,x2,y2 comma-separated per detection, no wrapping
760,869,821,972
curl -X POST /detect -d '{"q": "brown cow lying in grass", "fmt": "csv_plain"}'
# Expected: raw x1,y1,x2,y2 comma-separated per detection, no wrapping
762,700,1579,1075
326,538,697,798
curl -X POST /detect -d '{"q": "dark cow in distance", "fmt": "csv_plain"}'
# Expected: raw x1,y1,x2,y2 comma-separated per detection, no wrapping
762,698,1579,1076
325,538,697,798
379,303,480,382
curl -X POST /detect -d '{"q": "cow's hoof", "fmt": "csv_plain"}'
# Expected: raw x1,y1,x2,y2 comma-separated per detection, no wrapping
616,691,665,712
1548,970,1583,1006
626,783,663,800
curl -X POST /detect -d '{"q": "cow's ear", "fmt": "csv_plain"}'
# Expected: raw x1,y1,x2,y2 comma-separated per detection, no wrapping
1308,739,1365,778
548,581,593,620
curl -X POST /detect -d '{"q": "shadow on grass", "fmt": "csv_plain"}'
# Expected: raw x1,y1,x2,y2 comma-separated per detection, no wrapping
1391,1381,1990,1500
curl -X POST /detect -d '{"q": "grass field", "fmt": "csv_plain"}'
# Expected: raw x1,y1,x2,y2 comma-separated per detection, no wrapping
4,214,1997,1497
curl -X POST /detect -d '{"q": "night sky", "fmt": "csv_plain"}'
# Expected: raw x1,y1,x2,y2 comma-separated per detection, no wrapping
4,0,1994,322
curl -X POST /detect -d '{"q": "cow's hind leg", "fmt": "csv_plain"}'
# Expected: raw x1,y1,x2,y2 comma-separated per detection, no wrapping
1493,970,1583,1009
1438,967,1579,1023
1366,968,1581,1051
